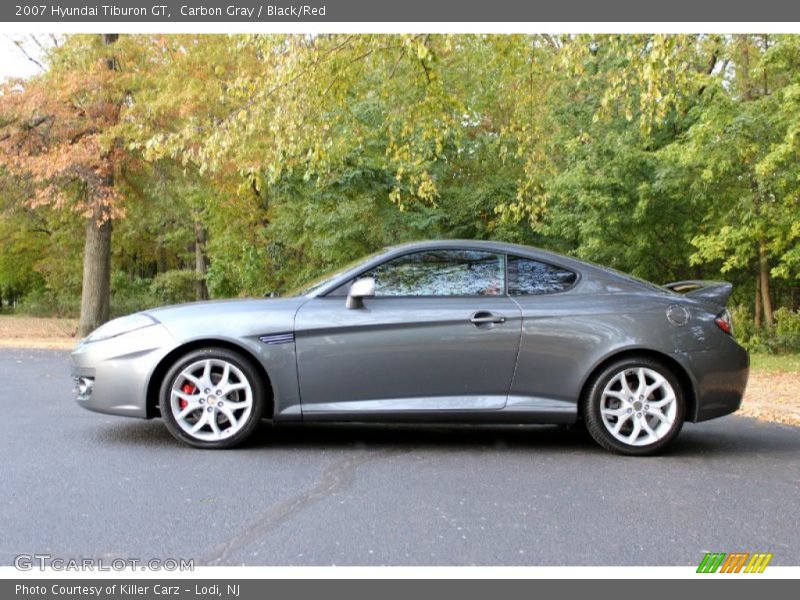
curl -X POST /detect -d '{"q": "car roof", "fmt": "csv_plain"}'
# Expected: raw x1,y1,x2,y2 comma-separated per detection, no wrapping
383,239,591,271
307,239,662,297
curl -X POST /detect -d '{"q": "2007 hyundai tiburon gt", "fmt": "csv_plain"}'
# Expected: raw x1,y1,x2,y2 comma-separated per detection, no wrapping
70,240,748,455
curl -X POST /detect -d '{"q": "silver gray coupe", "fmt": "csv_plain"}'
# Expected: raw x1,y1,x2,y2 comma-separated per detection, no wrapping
70,240,748,455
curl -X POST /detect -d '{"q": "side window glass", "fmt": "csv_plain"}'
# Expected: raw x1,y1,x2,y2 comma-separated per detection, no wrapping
365,250,505,297
507,255,577,295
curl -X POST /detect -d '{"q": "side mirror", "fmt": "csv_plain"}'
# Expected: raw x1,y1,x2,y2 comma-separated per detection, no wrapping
346,277,375,309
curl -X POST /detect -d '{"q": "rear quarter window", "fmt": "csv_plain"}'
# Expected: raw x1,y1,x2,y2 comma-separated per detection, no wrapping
507,255,578,295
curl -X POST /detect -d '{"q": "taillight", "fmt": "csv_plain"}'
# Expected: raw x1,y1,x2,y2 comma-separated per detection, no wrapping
715,309,733,335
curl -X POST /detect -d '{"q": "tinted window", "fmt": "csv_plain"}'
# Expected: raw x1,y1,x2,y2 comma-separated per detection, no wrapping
365,250,505,297
507,256,577,295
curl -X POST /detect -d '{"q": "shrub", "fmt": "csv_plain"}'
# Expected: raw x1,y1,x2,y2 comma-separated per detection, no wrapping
110,272,158,318
149,269,198,305
729,305,760,352
730,305,800,354
16,288,80,318
773,308,800,354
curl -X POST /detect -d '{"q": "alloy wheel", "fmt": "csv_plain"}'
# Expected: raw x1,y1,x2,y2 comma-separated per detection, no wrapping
169,358,254,442
599,366,678,447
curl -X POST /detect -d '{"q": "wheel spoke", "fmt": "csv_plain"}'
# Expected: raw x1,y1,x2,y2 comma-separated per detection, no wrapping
173,390,196,403
182,373,203,389
177,402,201,420
218,404,238,429
649,393,675,408
220,363,231,388
208,413,221,436
619,373,633,396
648,409,670,425
201,360,212,384
644,376,665,398
635,368,647,397
641,418,658,440
224,400,249,410
627,418,642,443
603,390,627,402
602,406,628,417
612,413,631,434
190,412,208,433
224,382,248,395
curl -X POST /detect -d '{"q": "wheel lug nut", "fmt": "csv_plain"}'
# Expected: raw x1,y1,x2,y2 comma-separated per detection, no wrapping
207,406,213,412
215,389,221,395
627,408,632,414
645,404,650,410
204,388,210,394
636,412,642,418
199,399,205,404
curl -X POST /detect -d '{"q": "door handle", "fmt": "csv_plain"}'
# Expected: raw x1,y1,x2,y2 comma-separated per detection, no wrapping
470,311,506,325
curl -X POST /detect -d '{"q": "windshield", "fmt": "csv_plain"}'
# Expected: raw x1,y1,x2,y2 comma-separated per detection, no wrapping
283,249,388,297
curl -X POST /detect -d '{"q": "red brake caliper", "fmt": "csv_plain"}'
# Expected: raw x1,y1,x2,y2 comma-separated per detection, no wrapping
179,383,195,409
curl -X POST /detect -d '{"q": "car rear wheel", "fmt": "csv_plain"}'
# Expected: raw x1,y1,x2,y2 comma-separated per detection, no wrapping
583,357,685,456
159,347,266,449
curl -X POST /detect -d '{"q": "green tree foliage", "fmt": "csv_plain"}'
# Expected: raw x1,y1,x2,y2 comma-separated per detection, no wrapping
1,34,798,347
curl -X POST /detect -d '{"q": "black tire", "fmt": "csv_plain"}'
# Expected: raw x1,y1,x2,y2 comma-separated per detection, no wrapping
582,357,685,456
160,347,267,449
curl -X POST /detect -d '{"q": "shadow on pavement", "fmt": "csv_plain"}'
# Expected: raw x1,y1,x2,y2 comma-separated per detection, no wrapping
92,415,800,457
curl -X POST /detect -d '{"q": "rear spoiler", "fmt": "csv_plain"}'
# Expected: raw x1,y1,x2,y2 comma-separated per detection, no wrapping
663,280,733,306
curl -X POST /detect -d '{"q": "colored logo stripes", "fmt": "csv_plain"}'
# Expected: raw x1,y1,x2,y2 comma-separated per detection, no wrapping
697,552,773,573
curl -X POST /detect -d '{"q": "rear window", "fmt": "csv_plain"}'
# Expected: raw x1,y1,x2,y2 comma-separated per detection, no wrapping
507,256,577,295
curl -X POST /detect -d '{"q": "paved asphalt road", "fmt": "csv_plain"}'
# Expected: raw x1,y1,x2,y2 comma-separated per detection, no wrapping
1,347,799,566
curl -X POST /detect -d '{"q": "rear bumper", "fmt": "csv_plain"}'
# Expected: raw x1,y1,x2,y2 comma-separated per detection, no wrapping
674,337,749,423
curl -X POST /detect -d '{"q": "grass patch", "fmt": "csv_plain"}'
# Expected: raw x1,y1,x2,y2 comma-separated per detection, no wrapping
0,315,78,349
749,353,800,374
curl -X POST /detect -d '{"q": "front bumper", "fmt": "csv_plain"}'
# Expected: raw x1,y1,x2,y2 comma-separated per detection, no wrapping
675,335,750,423
69,324,176,418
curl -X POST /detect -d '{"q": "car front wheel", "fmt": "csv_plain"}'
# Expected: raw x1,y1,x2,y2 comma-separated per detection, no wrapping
583,357,685,456
160,347,266,449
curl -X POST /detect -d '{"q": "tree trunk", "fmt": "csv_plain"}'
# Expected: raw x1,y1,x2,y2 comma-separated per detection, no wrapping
156,246,167,275
758,238,774,328
738,35,754,101
194,221,209,301
754,274,762,329
739,38,773,327
78,205,112,336
77,33,118,337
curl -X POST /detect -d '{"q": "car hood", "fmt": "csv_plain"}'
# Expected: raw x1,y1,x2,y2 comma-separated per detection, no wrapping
144,296,308,342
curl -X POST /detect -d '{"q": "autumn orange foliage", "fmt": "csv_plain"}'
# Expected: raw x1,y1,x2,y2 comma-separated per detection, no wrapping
0,46,126,223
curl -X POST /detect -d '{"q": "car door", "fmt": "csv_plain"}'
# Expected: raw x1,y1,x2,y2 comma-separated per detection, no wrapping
294,249,522,417
504,254,587,411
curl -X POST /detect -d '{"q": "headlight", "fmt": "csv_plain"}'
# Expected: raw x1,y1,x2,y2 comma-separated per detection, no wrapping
84,313,159,343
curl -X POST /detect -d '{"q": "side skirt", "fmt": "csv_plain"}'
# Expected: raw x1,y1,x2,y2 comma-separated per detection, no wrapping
298,395,577,425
